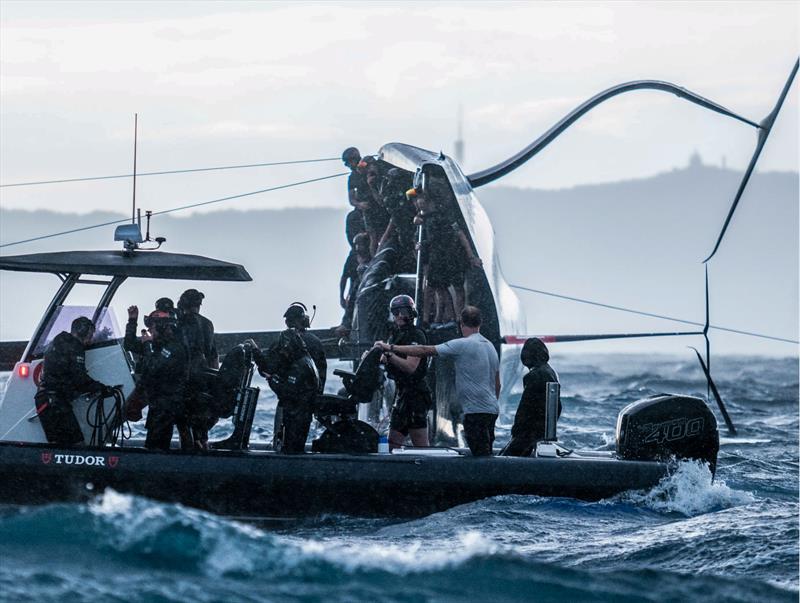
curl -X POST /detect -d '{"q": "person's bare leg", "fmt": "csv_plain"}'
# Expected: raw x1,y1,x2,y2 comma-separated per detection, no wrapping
408,427,429,447
452,284,465,318
389,429,406,451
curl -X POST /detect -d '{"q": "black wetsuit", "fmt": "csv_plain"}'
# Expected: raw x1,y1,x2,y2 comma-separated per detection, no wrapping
382,190,418,273
178,311,218,438
424,210,467,288
387,326,432,434
35,332,106,445
298,329,326,393
254,329,319,453
125,322,190,450
345,208,366,246
501,362,560,457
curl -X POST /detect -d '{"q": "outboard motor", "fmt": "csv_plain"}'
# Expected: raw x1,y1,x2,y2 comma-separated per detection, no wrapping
616,394,719,475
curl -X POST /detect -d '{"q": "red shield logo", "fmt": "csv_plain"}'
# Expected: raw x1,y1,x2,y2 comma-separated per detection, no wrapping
108,456,119,468
41,452,52,464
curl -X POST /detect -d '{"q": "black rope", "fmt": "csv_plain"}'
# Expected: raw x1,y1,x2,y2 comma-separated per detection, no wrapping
0,157,341,188
0,172,348,249
85,387,129,446
511,283,798,344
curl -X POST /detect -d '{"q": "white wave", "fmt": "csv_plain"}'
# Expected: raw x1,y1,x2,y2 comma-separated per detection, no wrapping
720,437,771,445
611,460,755,516
89,487,134,515
297,530,498,574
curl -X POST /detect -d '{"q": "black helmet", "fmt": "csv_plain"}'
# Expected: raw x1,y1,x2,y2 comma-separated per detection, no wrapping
389,294,417,319
341,147,361,163
284,302,310,329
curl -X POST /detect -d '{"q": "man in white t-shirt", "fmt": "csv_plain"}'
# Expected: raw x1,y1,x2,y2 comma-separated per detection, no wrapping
374,305,500,456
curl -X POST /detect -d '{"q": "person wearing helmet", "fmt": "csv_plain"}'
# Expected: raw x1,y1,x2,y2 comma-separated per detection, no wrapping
283,302,326,393
176,289,218,450
500,338,560,457
125,306,190,451
34,316,115,445
245,305,320,453
375,305,500,456
379,294,432,450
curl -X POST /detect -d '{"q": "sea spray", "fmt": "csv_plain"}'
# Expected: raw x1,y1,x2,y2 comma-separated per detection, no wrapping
609,460,755,515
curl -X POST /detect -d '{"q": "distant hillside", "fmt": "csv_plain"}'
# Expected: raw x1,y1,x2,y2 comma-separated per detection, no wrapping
1,164,797,354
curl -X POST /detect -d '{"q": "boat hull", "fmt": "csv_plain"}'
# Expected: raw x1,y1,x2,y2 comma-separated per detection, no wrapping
0,442,669,518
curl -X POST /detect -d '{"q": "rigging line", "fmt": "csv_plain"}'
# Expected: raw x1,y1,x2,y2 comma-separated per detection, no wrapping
0,172,348,250
0,157,341,189
510,283,798,344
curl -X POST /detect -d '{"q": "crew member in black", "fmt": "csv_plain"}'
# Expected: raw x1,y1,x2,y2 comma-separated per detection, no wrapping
359,156,390,256
125,307,190,451
245,321,319,454
283,302,326,393
34,317,112,446
176,289,218,449
380,295,432,450
337,232,371,336
500,338,560,457
343,146,366,213
377,168,417,273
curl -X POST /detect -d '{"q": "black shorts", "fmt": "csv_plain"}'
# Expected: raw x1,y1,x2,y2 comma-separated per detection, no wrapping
390,388,432,435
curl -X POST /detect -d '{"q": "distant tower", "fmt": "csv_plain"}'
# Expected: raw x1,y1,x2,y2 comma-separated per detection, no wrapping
454,104,465,165
721,155,727,169
689,150,703,169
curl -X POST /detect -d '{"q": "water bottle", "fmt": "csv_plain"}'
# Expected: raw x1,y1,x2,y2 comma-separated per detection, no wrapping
378,434,390,454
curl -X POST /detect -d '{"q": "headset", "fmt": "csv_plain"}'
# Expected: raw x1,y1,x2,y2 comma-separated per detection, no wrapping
284,301,316,329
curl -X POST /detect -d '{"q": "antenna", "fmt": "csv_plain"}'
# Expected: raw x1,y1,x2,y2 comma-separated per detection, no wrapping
131,113,138,224
454,104,464,165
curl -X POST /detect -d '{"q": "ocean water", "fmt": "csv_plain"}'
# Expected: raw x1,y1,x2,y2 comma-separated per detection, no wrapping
0,354,797,603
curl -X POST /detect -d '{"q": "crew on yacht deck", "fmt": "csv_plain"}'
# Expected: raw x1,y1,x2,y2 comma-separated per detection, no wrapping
34,316,114,446
377,295,432,451
375,305,500,456
500,338,561,457
125,307,190,451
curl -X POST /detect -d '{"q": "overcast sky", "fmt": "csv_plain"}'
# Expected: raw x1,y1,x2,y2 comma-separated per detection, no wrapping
1,1,797,216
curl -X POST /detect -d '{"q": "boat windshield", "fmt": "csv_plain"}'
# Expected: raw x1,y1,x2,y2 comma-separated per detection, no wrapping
32,305,121,356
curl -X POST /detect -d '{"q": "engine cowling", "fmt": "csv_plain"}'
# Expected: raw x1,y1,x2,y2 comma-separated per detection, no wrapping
616,394,719,475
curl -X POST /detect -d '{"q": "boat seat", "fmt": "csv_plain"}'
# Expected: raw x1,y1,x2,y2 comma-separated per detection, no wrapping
309,347,383,453
331,346,383,403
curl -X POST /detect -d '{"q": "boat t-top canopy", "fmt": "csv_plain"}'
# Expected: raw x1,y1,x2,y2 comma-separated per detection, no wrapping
0,250,252,281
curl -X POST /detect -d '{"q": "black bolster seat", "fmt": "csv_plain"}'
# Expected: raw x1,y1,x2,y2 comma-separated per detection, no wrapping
310,347,383,453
